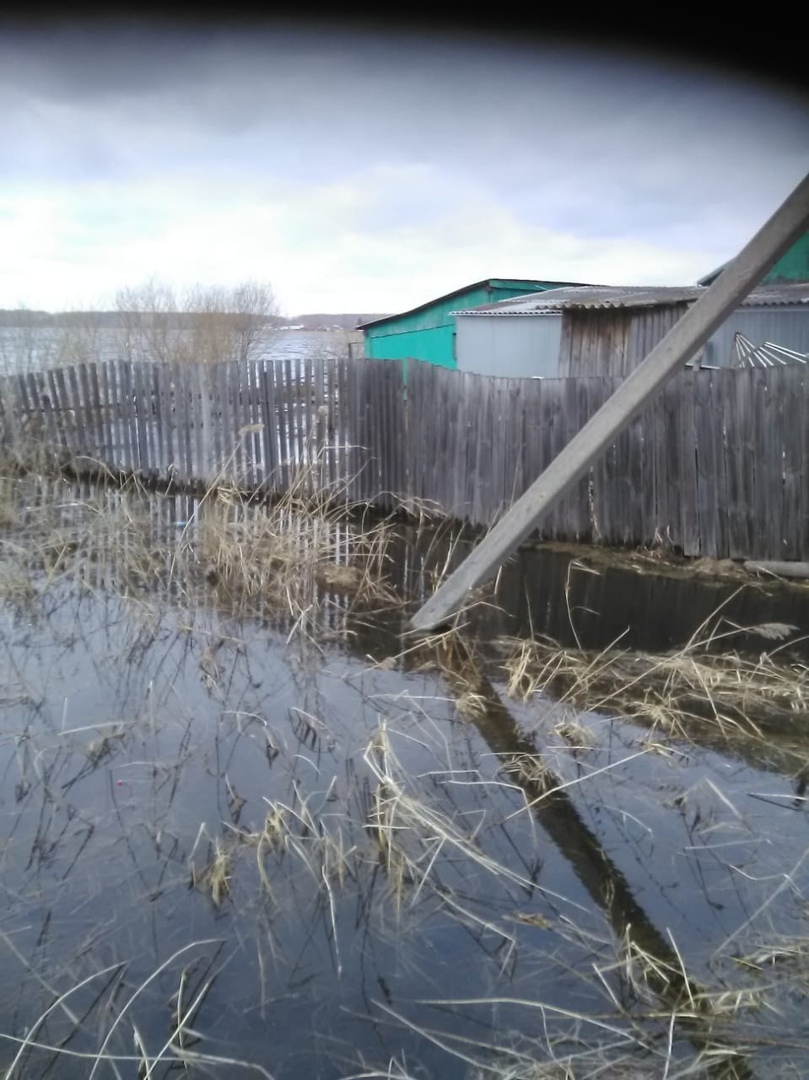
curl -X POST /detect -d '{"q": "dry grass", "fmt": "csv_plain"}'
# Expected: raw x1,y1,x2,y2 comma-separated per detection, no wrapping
501,604,808,741
189,830,233,907
0,453,401,636
194,481,397,625
1,941,275,1080
363,720,533,939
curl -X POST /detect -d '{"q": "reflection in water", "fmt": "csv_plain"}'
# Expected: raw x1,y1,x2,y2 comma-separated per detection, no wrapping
427,632,754,1079
0,475,808,1075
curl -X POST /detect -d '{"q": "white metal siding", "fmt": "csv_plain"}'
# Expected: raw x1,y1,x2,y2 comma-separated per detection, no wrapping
704,307,809,366
455,314,563,377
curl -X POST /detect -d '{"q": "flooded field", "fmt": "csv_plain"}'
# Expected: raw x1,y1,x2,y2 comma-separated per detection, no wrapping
1,471,809,1078
0,327,361,377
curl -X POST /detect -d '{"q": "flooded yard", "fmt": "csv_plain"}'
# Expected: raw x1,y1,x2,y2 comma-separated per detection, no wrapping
1,472,808,1078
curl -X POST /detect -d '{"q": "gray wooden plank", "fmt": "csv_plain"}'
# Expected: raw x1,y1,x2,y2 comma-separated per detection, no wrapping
365,359,378,505
193,363,207,484
212,361,227,482
407,359,421,506
522,377,543,537
95,362,111,468
67,364,84,459
473,372,494,527
489,375,504,521
273,360,289,494
128,361,142,474
76,363,94,459
450,368,467,519
560,376,582,539
663,380,684,552
135,363,150,476
425,363,440,512
150,363,162,480
325,359,337,495
92,362,108,466
25,372,48,458
365,359,378,504
397,359,408,506
118,361,133,472
132,361,146,475
676,371,700,557
355,359,369,503
378,360,392,508
301,355,314,495
722,370,746,559
199,363,213,484
258,360,274,492
159,363,175,480
226,361,240,487
751,368,775,560
508,377,526,507
171,362,188,483
772,366,798,560
249,360,262,490
50,367,72,458
778,367,803,561
284,358,298,492
708,370,730,560
801,367,809,560
148,363,162,480
340,356,353,500
545,380,567,539
239,361,253,490
735,370,756,559
645,378,665,547
692,369,718,559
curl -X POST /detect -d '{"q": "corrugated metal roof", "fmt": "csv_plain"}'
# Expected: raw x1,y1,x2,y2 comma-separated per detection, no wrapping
452,282,809,316
357,278,593,329
452,285,701,315
746,282,809,305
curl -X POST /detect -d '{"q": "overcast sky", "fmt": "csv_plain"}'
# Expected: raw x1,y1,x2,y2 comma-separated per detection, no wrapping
1,23,808,316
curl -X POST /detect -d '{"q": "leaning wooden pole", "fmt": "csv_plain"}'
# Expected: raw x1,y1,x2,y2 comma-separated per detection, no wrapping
411,172,809,631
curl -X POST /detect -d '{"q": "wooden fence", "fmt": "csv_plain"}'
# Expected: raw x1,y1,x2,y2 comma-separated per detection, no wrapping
0,356,806,561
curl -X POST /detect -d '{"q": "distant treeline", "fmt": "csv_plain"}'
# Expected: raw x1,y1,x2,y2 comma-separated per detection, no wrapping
0,310,389,330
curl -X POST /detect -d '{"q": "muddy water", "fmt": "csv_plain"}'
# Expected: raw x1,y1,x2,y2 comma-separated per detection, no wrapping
1,484,809,1078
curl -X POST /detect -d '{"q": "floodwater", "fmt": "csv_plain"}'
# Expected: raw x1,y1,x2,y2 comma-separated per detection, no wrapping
1,480,809,1078
0,327,359,376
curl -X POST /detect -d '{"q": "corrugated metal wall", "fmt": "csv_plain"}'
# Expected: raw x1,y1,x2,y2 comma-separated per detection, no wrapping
453,303,809,380
702,307,809,366
455,314,562,377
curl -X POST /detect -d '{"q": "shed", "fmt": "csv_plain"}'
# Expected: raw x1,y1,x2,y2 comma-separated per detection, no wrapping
358,278,590,368
453,283,809,378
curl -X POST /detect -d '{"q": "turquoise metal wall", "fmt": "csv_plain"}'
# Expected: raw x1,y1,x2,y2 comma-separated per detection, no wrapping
764,232,809,283
363,280,575,368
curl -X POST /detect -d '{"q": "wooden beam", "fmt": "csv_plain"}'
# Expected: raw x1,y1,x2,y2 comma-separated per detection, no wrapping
411,173,809,631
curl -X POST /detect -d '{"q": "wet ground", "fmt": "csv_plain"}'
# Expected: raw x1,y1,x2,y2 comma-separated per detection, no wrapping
1,477,809,1078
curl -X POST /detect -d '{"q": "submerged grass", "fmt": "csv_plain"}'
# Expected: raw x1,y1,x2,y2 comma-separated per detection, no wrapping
0,450,401,637
2,458,809,1076
501,599,809,742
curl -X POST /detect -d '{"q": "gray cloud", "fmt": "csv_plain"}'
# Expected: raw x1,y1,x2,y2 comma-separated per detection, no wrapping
1,24,807,310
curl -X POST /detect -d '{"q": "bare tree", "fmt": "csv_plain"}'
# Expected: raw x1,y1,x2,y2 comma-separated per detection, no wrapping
115,278,182,365
114,279,279,365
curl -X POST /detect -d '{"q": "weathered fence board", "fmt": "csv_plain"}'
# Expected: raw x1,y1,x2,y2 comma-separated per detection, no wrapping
1,357,806,563
802,370,809,560
677,373,700,556
693,371,718,558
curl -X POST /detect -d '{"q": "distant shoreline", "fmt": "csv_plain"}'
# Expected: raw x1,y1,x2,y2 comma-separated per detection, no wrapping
0,310,390,332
